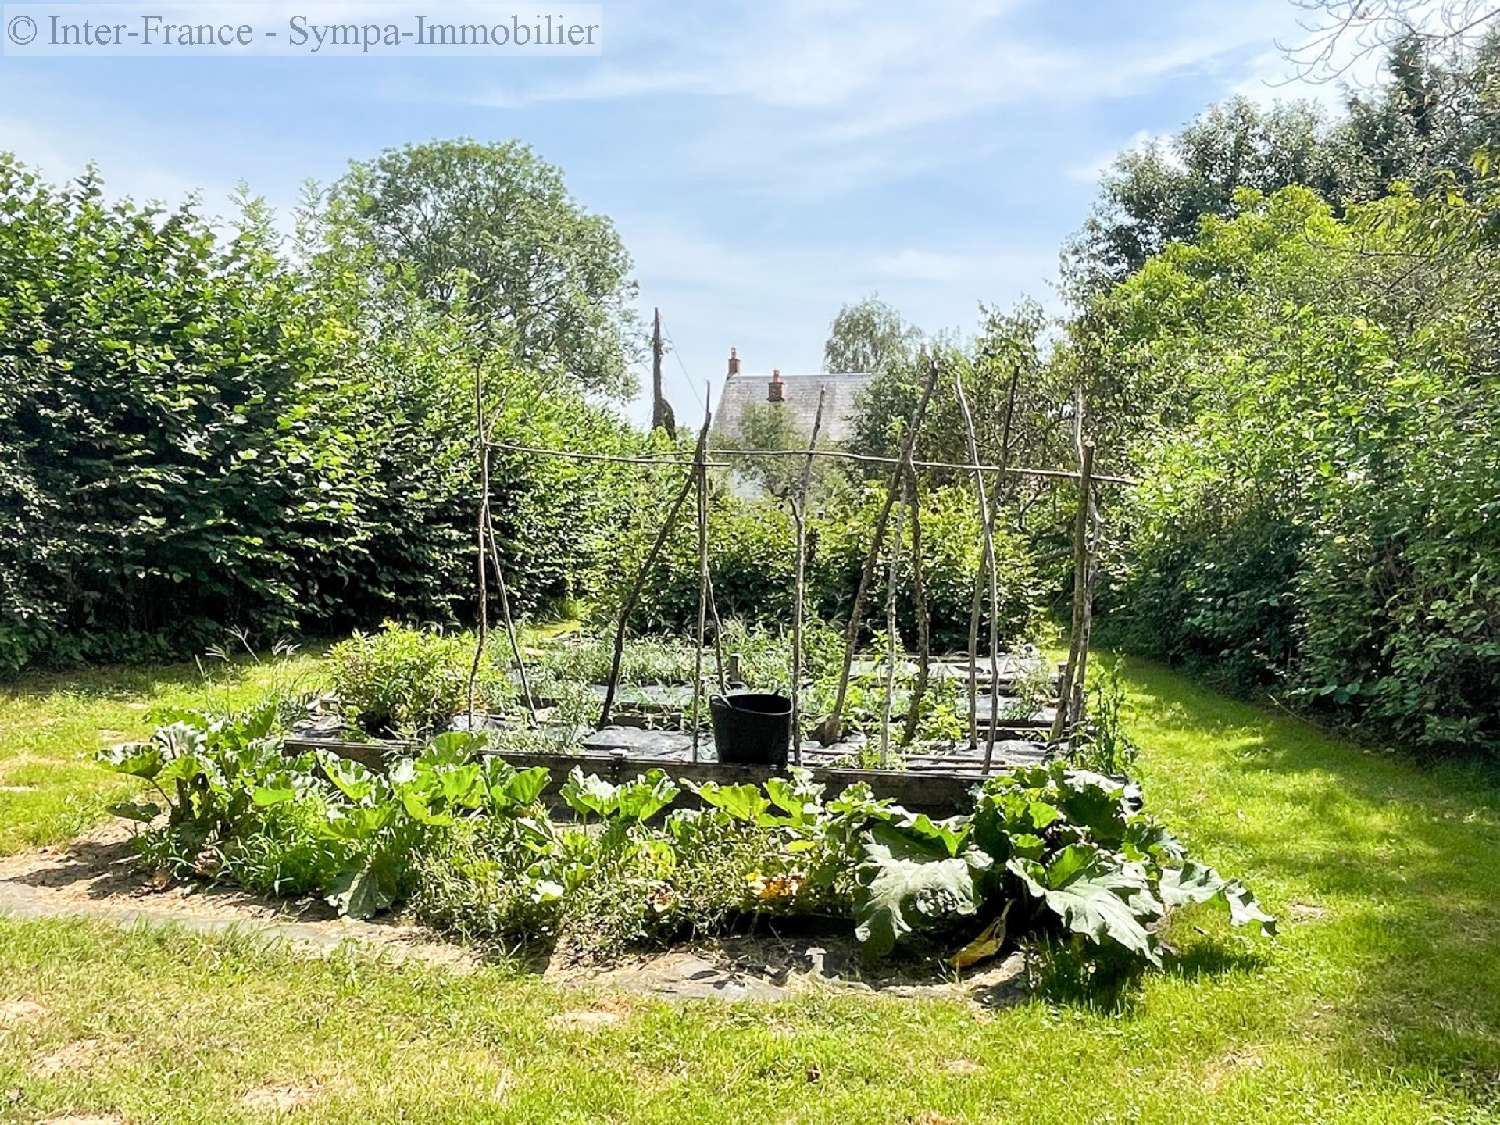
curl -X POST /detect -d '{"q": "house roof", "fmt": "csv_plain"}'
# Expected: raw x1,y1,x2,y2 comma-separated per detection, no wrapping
711,371,873,446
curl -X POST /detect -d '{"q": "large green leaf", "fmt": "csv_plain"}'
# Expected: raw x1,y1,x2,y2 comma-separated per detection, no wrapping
764,770,825,823
691,781,774,824
559,768,617,818
107,800,162,823
892,812,970,857
322,802,396,842
97,742,163,780
500,766,551,808
853,823,985,958
321,754,376,803
1160,863,1276,936
613,769,679,824
1008,844,1160,966
250,782,296,807
426,731,486,762
325,861,395,919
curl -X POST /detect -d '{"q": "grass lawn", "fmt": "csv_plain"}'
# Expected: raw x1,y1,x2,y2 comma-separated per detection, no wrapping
2,655,1498,1123
0,651,329,856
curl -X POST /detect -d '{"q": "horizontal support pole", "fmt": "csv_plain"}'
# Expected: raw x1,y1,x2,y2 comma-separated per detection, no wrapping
486,440,1136,486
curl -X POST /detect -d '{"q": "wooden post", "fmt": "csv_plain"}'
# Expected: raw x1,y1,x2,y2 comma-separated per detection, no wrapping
790,388,827,767
964,551,981,752
599,418,709,728
691,399,711,763
467,366,491,727
705,572,728,694
901,465,931,747
483,451,537,725
703,381,727,696
816,356,940,746
954,368,1003,771
1051,431,1096,744
650,307,676,439
880,493,905,768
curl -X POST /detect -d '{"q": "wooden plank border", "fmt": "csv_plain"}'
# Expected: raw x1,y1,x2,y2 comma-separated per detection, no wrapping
282,737,1002,813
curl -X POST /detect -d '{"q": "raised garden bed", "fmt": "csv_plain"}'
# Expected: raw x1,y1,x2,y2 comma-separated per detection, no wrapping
282,731,1051,815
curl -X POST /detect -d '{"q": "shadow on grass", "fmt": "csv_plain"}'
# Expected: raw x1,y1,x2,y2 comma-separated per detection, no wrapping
1118,654,1500,1103
1164,938,1268,981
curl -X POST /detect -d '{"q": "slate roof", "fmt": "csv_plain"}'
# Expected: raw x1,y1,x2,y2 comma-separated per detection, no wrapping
710,371,873,446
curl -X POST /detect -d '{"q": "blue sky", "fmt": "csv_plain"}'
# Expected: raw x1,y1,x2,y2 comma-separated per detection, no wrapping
0,0,1358,424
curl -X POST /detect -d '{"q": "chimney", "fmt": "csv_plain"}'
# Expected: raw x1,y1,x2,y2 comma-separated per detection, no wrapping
727,347,741,376
768,368,784,403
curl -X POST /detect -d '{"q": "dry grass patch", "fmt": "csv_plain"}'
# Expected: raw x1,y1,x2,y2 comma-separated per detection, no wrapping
30,1038,102,1079
547,1007,624,1030
0,998,47,1026
239,1082,323,1113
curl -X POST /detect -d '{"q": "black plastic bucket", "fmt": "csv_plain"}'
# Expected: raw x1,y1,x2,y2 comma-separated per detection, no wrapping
710,692,792,767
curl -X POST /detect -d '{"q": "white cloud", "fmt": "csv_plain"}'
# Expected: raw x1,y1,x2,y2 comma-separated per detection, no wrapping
1066,130,1165,185
471,0,1307,142
870,247,1055,285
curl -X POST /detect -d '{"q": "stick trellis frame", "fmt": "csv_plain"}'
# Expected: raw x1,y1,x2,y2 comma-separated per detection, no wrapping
471,357,1125,767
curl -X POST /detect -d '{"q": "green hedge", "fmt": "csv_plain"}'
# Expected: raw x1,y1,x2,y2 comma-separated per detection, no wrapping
0,158,640,675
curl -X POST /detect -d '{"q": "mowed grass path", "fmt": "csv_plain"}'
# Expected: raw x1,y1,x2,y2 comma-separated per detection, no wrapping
1,655,1498,1123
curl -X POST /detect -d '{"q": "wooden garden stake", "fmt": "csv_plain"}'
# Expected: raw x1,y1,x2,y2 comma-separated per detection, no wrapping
790,388,827,767
705,572,728,694
691,399,712,763
1052,430,1097,744
954,368,1002,771
467,367,491,728
881,493,906,768
482,480,537,726
702,382,727,697
816,357,940,746
599,416,710,728
900,465,931,747
466,361,538,730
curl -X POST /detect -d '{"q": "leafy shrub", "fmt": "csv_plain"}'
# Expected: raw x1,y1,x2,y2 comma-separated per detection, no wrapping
0,157,644,676
527,620,843,699
328,623,514,738
1096,185,1500,757
1066,660,1140,776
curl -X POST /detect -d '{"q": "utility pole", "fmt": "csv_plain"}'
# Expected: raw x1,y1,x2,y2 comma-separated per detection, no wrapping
650,307,676,439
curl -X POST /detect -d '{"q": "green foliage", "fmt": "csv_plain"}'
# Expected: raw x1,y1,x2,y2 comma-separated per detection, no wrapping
847,304,1061,475
97,701,1271,985
328,623,511,738
1095,181,1500,756
852,821,985,957
972,763,1274,966
0,153,646,676
317,138,639,397
822,295,923,376
598,481,1044,653
1066,660,1141,776
1070,33,1500,288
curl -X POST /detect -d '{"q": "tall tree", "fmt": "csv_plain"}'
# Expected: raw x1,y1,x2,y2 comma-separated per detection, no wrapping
1068,30,1500,290
822,295,922,375
320,139,640,398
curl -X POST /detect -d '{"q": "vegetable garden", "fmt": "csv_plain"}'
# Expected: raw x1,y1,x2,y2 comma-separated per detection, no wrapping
84,355,1276,995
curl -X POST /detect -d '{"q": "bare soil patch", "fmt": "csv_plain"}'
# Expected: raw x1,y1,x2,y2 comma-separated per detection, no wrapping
30,1039,103,1079
0,998,48,1026
239,1082,323,1113
0,821,475,971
